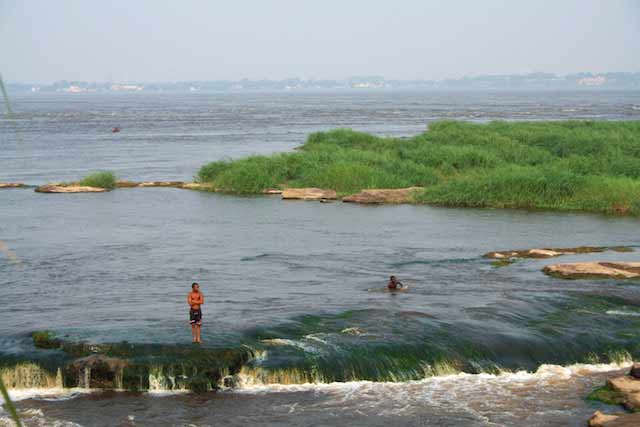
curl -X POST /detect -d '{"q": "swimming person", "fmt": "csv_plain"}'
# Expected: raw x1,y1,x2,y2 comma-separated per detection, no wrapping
387,275,404,290
187,282,204,343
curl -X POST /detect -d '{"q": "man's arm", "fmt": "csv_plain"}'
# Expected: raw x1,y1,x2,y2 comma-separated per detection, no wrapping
187,294,193,306
197,293,204,305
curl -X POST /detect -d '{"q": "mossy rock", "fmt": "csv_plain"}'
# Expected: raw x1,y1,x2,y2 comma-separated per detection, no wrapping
32,331,61,349
587,385,627,406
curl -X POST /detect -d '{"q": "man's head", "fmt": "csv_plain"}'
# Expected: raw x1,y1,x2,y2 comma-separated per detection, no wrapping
192,282,200,291
390,275,396,281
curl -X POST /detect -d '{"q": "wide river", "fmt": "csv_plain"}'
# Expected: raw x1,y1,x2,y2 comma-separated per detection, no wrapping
1,90,640,426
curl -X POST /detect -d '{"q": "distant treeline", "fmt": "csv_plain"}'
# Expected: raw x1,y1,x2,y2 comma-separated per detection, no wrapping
7,72,640,93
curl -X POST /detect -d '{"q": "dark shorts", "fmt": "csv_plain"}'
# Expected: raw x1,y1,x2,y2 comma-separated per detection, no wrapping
189,309,202,325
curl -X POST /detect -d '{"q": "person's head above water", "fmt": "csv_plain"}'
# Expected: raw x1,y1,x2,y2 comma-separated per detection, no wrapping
192,282,200,291
390,276,397,282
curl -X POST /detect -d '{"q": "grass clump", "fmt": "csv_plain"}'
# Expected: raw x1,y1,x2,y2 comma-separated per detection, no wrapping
32,330,61,349
78,171,117,190
197,120,640,215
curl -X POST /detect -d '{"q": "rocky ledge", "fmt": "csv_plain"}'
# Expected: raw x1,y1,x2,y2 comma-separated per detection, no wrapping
588,364,640,426
0,182,27,189
35,184,108,193
484,246,632,260
117,180,186,188
342,187,424,204
542,262,640,280
281,188,337,201
25,331,253,392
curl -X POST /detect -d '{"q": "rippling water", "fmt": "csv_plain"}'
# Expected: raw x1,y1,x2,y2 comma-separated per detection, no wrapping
1,90,640,426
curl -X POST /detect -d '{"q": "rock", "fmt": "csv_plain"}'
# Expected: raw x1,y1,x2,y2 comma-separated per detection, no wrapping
115,180,139,188
608,376,640,394
625,391,640,411
630,363,640,379
589,411,619,427
482,246,625,260
528,248,561,257
281,188,337,201
342,187,424,204
605,413,640,427
263,189,283,195
136,181,185,188
543,262,640,280
180,183,216,191
67,354,128,389
0,182,26,189
35,184,106,193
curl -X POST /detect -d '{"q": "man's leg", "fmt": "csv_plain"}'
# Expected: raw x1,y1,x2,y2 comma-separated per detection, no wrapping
196,324,201,343
191,323,196,342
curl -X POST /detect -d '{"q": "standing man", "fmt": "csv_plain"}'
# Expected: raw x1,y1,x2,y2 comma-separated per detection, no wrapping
187,282,204,343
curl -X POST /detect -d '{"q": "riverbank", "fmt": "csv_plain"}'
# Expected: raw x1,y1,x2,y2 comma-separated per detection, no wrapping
195,120,640,216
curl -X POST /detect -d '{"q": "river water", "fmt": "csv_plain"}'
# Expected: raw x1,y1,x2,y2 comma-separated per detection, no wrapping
1,90,640,426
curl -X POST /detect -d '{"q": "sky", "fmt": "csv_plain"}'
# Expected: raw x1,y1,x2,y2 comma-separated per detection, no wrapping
1,0,639,83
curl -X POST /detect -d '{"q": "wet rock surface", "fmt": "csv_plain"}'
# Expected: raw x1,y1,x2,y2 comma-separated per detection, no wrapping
24,331,255,392
542,262,640,280
0,182,27,189
35,184,107,193
342,187,424,204
483,246,632,260
281,188,337,201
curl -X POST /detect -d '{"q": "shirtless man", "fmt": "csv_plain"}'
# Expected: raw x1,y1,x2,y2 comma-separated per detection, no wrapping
387,275,404,290
187,282,204,343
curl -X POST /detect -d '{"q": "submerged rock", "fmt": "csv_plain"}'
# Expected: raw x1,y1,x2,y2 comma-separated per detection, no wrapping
0,182,27,189
542,262,640,280
281,188,337,201
342,187,424,204
35,184,107,193
482,246,629,260
589,412,640,427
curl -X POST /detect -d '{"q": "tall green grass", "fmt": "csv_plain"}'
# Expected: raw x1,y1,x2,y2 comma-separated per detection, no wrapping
78,171,117,190
197,120,640,215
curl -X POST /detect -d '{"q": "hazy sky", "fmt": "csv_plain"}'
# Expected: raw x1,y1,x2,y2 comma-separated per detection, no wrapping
1,0,639,82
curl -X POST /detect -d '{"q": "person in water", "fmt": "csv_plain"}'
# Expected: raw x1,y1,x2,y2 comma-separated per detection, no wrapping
187,282,204,343
387,275,404,290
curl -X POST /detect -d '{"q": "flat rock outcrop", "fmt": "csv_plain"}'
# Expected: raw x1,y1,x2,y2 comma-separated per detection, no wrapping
542,262,640,279
116,180,185,188
0,182,27,189
180,183,216,191
483,246,632,260
342,187,424,204
589,412,640,427
35,184,107,193
281,188,337,201
136,181,185,188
